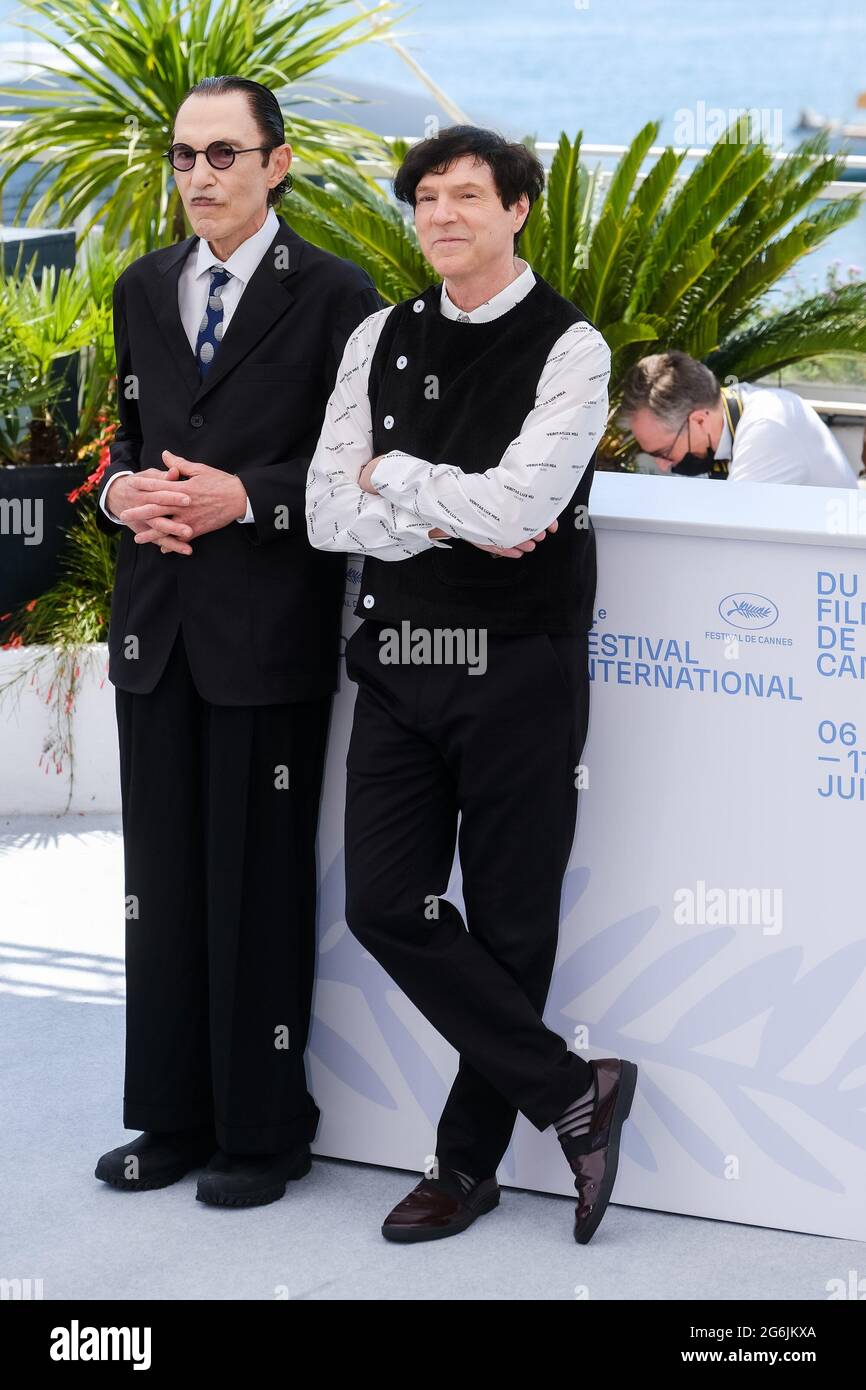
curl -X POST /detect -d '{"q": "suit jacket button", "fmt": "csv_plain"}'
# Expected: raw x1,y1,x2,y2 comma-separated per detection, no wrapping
383,415,394,429
396,355,408,369
363,594,375,608
190,412,204,427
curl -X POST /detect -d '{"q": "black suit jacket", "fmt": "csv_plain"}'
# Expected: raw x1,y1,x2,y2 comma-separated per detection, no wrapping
96,216,382,703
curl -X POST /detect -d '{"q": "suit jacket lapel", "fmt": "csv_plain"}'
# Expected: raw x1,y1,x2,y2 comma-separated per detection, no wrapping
143,233,200,396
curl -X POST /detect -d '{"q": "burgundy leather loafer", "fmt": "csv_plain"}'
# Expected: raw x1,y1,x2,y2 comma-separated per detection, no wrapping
559,1057,638,1244
381,1171,500,1243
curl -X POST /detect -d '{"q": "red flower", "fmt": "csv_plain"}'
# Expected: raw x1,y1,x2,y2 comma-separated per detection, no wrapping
69,422,119,501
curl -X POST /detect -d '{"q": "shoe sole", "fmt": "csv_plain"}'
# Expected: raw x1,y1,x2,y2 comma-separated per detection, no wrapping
381,1188,500,1243
195,1150,312,1208
575,1060,638,1245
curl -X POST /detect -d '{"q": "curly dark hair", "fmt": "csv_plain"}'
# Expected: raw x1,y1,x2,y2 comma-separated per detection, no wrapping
393,125,545,251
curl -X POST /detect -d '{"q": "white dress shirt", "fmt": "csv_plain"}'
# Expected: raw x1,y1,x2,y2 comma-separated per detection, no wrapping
305,258,611,559
101,206,282,524
717,381,858,488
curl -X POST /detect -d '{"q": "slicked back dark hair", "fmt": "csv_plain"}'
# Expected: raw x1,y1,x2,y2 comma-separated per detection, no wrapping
393,125,545,252
175,75,292,207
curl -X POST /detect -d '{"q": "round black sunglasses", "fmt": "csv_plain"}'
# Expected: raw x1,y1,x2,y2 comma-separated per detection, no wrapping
164,141,275,171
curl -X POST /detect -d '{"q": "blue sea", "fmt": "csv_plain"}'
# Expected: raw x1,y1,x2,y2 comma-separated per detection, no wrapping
2,0,864,284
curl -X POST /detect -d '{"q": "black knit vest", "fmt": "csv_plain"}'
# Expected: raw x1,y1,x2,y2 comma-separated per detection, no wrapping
355,274,599,634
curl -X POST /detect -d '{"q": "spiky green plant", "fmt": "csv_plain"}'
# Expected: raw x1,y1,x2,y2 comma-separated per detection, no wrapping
534,120,866,454
0,0,398,249
0,239,132,462
289,164,431,301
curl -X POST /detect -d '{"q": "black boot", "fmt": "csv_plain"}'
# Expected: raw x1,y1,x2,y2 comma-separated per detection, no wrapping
196,1144,312,1208
95,1128,217,1192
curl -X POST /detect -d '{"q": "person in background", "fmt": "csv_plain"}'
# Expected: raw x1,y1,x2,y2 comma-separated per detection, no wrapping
622,350,859,487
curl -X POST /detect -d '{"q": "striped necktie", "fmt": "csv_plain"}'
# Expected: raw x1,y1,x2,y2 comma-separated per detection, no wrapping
195,267,232,379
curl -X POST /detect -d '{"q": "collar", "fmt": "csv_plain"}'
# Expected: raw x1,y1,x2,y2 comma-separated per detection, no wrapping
193,205,280,285
439,257,535,322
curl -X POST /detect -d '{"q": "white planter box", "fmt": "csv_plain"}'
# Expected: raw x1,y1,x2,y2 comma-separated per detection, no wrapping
0,644,120,814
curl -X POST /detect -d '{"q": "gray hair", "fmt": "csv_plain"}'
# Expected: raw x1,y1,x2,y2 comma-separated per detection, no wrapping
620,351,721,430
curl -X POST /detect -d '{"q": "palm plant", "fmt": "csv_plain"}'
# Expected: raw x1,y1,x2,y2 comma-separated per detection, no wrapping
0,0,398,249
289,157,431,301
0,308,39,463
528,121,866,456
0,238,131,463
0,258,93,463
289,120,866,460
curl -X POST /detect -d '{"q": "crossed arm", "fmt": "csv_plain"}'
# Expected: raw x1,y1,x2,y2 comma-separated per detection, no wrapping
304,310,611,560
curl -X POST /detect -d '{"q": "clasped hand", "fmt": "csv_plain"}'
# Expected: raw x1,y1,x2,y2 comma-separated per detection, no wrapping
113,451,248,555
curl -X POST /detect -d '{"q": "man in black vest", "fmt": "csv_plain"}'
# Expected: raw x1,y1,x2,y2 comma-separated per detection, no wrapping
93,76,381,1207
306,127,638,1244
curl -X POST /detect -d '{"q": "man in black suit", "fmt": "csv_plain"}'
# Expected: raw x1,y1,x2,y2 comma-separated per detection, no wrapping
94,75,381,1207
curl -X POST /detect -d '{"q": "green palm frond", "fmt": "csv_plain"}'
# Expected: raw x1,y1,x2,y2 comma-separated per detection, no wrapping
577,120,659,322
522,120,866,454
540,132,591,300
707,283,866,380
289,169,430,301
1,240,131,458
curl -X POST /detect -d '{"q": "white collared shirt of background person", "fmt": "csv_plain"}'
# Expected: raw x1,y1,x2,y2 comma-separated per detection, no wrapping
709,381,857,488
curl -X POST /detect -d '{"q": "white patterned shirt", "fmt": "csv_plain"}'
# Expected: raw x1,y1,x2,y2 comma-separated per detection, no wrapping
305,259,610,560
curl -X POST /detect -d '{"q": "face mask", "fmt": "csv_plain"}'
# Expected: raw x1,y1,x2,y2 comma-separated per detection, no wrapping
671,448,716,477
670,402,733,480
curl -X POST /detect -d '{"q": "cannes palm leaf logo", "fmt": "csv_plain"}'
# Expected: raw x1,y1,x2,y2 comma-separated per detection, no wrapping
726,600,772,621
311,854,866,1194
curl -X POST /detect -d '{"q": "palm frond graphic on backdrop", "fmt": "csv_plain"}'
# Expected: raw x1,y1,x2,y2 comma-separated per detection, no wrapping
288,118,866,461
0,0,398,248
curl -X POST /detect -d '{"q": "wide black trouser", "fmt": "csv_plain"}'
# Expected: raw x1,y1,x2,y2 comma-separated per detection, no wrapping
343,619,595,1182
114,624,330,1154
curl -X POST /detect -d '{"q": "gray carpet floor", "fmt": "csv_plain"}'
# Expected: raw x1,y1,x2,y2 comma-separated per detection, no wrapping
2,814,861,1300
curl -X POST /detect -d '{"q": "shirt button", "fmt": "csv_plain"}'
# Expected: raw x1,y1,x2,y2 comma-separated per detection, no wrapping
413,299,425,313
363,594,375,608
383,415,394,429
190,412,204,427
396,355,408,369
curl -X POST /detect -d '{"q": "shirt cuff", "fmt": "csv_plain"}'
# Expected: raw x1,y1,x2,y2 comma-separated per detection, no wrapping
235,495,254,524
100,470,134,522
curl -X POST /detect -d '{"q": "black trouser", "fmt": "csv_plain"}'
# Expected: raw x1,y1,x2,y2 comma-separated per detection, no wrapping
343,619,594,1181
114,625,330,1154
